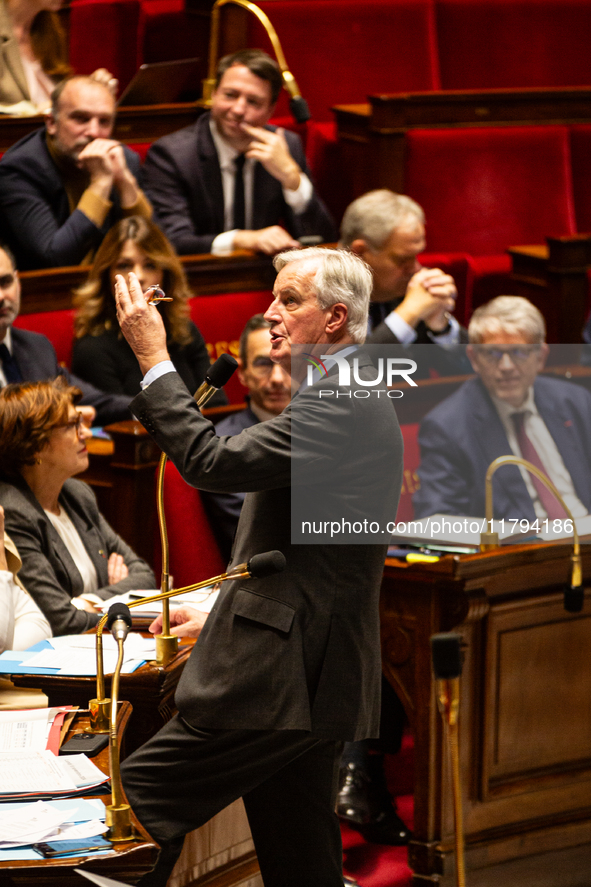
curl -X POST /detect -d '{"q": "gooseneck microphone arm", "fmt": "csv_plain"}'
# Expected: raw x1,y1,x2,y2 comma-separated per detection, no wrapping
479,455,583,612
89,551,286,732
155,352,238,666
104,604,133,842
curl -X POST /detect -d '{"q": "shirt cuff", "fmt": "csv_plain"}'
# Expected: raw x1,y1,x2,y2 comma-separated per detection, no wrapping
78,189,112,228
384,311,418,345
425,315,461,344
283,172,313,215
122,190,153,221
141,360,176,390
211,230,237,254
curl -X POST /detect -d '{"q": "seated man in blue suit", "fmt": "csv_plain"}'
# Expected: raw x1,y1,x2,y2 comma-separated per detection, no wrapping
414,296,591,521
143,49,335,256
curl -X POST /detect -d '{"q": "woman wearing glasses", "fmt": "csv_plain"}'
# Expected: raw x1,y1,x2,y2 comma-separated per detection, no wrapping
0,378,155,636
71,216,224,403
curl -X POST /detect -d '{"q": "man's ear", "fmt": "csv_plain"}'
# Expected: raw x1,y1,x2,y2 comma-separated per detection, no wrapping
236,357,247,387
349,239,370,259
325,303,348,336
45,111,57,138
538,342,549,371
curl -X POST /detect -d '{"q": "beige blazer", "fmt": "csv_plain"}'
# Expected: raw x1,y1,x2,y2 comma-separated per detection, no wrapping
0,1,31,105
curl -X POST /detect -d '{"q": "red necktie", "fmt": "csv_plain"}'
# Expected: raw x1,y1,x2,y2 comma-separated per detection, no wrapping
510,411,564,519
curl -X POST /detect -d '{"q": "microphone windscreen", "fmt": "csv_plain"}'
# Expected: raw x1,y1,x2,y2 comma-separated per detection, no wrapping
248,550,286,579
431,632,463,679
290,95,310,123
106,602,132,631
206,353,238,389
564,584,584,613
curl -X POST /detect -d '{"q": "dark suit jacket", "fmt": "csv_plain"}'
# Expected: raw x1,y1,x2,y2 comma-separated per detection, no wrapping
0,477,155,636
143,112,336,255
131,355,402,741
413,375,591,520
0,129,145,269
11,327,132,427
201,404,258,560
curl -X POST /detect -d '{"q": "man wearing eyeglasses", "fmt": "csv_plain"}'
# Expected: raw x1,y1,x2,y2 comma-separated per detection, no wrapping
413,295,591,520
202,314,291,560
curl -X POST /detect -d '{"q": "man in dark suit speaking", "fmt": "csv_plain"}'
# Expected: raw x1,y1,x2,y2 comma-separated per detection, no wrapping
143,49,335,256
115,247,402,887
414,296,591,521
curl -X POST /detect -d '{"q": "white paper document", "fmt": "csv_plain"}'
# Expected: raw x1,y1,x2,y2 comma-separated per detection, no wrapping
0,750,107,795
0,709,52,752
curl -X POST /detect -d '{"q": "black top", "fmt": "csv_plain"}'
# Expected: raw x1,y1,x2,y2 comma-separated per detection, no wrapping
72,320,226,402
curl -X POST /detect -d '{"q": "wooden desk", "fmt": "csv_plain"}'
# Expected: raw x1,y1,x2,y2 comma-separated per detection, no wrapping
0,701,158,885
19,250,277,315
0,103,204,152
334,86,591,197
380,543,591,886
11,641,195,756
509,234,591,343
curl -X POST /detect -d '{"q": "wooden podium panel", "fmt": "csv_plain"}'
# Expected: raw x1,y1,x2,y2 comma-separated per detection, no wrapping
380,543,591,886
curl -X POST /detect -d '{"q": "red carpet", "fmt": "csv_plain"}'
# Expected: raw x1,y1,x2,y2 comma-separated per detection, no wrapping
342,730,414,887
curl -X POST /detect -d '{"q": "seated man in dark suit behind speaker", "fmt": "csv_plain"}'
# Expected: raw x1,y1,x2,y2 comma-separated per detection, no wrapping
202,314,291,560
143,49,336,256
340,189,470,377
414,296,591,521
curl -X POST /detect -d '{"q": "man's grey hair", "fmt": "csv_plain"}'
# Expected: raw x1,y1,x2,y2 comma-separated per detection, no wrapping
468,296,546,344
273,247,372,344
239,314,271,366
339,189,425,250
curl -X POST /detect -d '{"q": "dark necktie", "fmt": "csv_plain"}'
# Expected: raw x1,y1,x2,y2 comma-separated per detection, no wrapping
510,411,564,519
0,342,22,384
233,154,247,230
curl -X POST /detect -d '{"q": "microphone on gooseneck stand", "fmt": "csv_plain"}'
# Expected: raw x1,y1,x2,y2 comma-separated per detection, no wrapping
104,603,133,842
431,633,466,887
194,353,239,408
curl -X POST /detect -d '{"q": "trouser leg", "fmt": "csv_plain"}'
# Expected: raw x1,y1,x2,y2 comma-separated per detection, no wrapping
243,739,343,887
121,714,341,887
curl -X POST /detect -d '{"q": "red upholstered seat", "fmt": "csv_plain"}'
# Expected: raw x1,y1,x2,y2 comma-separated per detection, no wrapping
189,290,273,404
69,0,142,92
405,125,577,306
125,142,152,162
569,125,591,234
437,0,591,90
14,309,76,369
153,460,226,591
247,0,441,122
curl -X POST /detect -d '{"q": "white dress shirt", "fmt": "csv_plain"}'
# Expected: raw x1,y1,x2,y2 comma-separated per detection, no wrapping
209,119,313,254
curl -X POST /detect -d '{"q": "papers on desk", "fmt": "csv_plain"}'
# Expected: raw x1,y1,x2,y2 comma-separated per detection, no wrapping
0,706,77,753
0,798,107,861
0,633,157,677
101,586,219,617
0,750,108,800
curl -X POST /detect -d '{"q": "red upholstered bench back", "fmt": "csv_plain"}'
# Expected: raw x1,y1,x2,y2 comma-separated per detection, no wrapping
69,0,142,92
437,0,591,90
125,142,152,162
405,125,577,255
569,125,591,234
247,0,441,122
14,309,76,369
190,290,273,404
153,460,226,588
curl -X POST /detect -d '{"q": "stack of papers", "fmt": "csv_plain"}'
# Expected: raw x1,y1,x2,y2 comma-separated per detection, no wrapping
0,707,76,753
0,750,109,801
0,798,107,862
0,633,157,677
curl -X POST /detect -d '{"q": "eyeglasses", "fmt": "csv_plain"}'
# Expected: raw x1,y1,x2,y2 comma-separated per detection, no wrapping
56,414,85,434
248,357,286,377
473,345,540,365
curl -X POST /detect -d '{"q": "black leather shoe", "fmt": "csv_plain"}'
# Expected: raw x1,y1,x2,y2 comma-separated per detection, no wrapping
360,808,412,846
336,762,372,824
